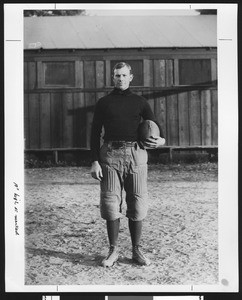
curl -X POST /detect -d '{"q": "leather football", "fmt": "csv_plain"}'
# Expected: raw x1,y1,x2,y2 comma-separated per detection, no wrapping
138,120,160,142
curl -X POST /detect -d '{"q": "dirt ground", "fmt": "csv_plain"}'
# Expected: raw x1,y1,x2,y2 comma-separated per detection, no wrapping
24,162,218,286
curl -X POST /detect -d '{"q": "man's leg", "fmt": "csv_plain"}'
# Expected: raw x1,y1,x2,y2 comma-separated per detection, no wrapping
100,162,122,267
101,218,120,267
128,219,151,266
107,218,120,247
125,145,151,265
128,219,142,247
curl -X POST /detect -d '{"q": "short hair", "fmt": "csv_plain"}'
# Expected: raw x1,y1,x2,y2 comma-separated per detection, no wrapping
112,62,133,75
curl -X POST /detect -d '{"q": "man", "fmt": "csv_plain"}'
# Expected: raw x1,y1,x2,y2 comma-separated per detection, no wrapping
90,62,165,267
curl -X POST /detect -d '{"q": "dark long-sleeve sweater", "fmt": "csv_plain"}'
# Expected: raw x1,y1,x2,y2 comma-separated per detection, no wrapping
90,88,164,162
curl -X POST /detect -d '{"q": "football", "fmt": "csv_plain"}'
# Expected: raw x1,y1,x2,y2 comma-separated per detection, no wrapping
138,120,160,142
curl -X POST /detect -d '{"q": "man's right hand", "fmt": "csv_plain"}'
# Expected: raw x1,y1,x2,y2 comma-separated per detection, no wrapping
91,161,103,181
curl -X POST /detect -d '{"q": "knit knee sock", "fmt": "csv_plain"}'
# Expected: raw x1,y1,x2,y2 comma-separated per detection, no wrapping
128,219,143,247
106,219,120,247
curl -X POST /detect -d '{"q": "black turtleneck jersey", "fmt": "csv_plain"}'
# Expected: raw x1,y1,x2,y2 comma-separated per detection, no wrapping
90,88,164,162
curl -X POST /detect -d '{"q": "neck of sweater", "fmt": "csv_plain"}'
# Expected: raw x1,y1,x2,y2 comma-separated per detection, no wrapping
112,87,132,96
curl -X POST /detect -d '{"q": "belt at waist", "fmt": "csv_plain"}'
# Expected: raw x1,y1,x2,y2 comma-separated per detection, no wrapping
105,141,137,148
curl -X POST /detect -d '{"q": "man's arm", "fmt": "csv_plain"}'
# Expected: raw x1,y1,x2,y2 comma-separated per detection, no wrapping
141,100,166,148
90,100,104,180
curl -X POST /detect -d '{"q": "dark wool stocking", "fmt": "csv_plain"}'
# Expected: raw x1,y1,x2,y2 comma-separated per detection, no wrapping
128,219,143,247
106,219,120,247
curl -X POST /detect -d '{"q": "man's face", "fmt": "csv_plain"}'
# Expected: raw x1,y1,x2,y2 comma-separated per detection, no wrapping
113,66,133,90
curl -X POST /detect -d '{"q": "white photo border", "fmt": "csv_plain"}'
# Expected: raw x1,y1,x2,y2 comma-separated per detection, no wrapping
4,2,238,293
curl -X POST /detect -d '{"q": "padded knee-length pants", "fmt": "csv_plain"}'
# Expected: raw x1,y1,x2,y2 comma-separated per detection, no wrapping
99,141,148,221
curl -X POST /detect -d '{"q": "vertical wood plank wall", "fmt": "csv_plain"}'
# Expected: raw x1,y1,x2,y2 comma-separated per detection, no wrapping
24,56,217,150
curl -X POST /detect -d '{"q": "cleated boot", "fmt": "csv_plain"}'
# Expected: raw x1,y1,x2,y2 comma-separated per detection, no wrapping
132,245,151,266
101,245,119,267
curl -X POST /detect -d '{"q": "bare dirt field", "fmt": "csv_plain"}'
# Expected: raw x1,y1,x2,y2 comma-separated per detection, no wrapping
25,163,218,286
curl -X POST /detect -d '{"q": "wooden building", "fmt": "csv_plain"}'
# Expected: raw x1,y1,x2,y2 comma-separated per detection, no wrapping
24,15,217,162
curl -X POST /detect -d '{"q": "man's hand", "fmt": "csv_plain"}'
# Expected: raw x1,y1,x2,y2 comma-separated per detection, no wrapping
91,161,103,181
141,136,166,149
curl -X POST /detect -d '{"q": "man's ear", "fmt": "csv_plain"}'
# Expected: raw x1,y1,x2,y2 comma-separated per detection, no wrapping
129,74,134,82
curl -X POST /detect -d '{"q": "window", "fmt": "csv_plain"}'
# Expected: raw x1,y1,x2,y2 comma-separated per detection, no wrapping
179,59,211,85
43,62,75,87
110,60,143,86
